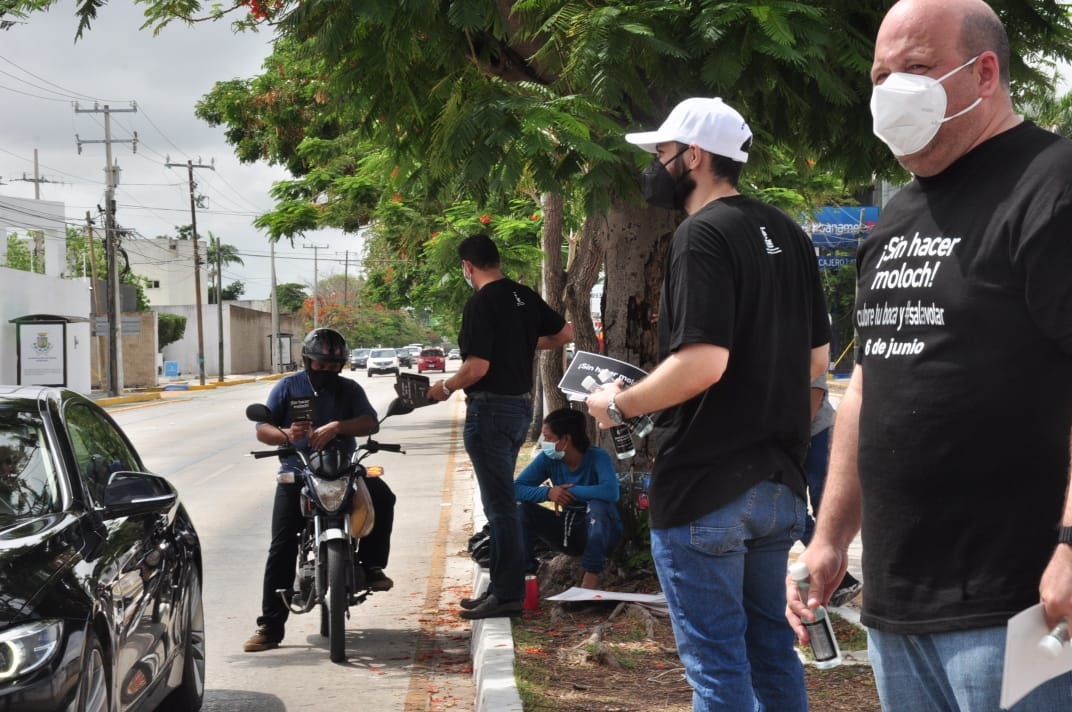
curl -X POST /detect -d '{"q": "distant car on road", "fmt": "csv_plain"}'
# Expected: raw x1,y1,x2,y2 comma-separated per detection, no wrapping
395,348,413,368
418,347,446,373
447,348,461,360
368,348,400,376
349,348,370,370
0,385,205,711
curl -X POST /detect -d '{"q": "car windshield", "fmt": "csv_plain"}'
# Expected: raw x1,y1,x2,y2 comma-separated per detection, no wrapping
354,349,369,357
0,408,62,521
421,349,442,357
370,349,395,358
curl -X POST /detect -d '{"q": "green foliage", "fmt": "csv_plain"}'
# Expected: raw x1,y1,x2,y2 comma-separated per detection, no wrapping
275,283,308,314
157,312,187,351
4,232,43,273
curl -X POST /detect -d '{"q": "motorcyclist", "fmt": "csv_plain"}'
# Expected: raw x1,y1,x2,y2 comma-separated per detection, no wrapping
243,327,397,653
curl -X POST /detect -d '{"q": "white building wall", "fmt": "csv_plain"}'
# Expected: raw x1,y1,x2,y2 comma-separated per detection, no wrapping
0,196,67,278
123,236,209,307
0,267,92,393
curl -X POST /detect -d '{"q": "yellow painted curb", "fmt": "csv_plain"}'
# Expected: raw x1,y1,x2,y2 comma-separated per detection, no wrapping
96,393,163,408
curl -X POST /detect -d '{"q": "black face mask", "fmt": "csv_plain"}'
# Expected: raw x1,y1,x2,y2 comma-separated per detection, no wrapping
307,370,339,392
639,147,695,211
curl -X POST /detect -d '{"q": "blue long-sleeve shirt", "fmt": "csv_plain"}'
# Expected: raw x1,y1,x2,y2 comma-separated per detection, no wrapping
514,447,620,504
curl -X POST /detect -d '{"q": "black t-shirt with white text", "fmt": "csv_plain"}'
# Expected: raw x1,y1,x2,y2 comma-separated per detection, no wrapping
854,122,1072,634
458,278,566,395
649,194,830,529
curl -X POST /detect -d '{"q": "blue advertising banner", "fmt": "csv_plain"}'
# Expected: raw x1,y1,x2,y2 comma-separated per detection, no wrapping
803,206,879,249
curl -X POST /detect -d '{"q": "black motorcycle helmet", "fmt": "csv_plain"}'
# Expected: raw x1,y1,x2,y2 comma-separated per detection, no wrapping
301,328,348,371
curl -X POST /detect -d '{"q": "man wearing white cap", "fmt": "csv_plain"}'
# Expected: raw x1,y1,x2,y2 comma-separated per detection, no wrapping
587,97,830,711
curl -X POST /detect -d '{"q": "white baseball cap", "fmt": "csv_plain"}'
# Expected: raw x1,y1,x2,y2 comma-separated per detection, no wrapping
625,97,751,162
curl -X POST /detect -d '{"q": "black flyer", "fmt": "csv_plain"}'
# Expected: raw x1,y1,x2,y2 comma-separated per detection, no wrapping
557,351,649,400
394,372,438,408
288,396,314,422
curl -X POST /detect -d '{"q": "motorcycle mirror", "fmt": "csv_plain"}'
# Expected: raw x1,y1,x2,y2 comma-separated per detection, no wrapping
246,403,274,422
384,398,415,418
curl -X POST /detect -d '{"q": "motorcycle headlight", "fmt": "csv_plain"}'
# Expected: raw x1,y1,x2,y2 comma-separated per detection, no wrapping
0,620,63,681
309,475,349,512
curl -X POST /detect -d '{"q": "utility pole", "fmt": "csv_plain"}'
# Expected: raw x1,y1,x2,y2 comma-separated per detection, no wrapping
270,240,281,373
213,234,224,383
165,157,214,386
76,102,137,397
13,150,59,199
338,250,351,307
303,242,329,330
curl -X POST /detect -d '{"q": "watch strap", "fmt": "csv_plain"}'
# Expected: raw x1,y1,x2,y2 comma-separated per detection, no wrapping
1059,526,1072,546
607,395,625,425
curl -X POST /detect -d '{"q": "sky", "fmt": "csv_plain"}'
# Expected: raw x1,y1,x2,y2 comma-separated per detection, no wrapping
0,1,364,300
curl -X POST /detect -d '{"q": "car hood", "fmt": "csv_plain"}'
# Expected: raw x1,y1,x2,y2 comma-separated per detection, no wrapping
0,513,87,624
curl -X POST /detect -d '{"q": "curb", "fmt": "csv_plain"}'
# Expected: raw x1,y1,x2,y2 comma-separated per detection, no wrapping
470,490,524,712
95,373,283,408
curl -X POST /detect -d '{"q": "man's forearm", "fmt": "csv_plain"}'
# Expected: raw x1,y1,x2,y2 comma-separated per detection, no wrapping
813,365,864,550
615,344,728,419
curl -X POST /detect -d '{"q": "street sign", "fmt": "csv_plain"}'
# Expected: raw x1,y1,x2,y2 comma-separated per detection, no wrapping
818,255,855,270
93,316,142,336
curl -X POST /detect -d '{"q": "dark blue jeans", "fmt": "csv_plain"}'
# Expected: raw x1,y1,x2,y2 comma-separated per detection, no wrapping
518,499,623,574
463,393,532,602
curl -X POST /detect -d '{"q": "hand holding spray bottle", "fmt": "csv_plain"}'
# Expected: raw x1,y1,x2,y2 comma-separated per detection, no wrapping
788,561,842,669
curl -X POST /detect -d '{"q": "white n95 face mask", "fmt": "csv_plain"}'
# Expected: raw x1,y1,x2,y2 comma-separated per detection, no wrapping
870,55,981,157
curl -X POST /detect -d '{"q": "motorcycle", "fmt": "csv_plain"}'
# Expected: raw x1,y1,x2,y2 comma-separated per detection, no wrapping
245,397,413,662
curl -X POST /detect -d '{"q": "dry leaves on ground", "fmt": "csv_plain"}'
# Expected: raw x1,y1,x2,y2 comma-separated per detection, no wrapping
513,561,880,711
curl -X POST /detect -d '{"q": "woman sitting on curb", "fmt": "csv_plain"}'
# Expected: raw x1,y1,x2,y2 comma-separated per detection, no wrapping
514,407,623,589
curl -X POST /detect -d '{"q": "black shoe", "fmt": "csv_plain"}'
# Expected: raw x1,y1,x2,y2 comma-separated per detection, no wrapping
366,567,394,592
459,594,523,620
460,589,491,610
829,572,862,608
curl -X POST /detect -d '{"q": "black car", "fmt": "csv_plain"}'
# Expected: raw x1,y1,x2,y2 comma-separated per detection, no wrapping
349,348,370,371
0,386,204,711
395,348,413,368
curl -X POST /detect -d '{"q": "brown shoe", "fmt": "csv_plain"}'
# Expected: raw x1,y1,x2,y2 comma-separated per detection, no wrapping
243,625,282,652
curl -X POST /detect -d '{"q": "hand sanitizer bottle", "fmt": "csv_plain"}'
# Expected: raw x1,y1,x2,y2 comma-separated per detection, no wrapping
788,561,843,669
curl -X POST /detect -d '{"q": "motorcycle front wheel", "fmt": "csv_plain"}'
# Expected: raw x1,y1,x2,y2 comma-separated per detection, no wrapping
324,539,348,662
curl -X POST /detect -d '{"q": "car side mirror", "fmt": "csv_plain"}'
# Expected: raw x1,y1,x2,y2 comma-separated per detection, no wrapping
100,472,178,519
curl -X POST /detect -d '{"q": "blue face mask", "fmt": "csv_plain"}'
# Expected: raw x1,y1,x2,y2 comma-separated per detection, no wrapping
540,440,565,461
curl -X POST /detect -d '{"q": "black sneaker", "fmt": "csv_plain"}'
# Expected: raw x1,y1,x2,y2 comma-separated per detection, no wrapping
366,567,394,592
459,594,523,620
829,572,862,608
460,589,491,610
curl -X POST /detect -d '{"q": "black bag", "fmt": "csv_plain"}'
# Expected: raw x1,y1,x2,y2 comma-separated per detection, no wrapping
467,524,491,567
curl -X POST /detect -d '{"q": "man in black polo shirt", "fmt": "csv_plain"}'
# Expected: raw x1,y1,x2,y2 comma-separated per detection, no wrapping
428,233,572,619
587,98,830,710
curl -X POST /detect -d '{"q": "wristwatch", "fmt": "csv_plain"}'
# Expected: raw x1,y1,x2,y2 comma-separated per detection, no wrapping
1059,526,1072,547
606,395,625,425
440,381,452,397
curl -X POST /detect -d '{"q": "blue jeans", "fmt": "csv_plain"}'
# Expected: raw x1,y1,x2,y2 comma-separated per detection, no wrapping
651,479,807,712
463,394,532,602
801,427,830,545
518,499,623,574
870,626,1072,711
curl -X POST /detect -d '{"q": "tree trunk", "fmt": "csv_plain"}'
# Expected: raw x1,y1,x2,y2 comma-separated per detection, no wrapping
598,198,679,470
537,192,569,438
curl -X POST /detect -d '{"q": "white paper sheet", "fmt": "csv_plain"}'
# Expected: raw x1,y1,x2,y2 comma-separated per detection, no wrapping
1001,604,1072,709
545,586,667,610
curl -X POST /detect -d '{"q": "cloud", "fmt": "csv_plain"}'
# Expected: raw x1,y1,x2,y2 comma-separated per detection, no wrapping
0,2,363,300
